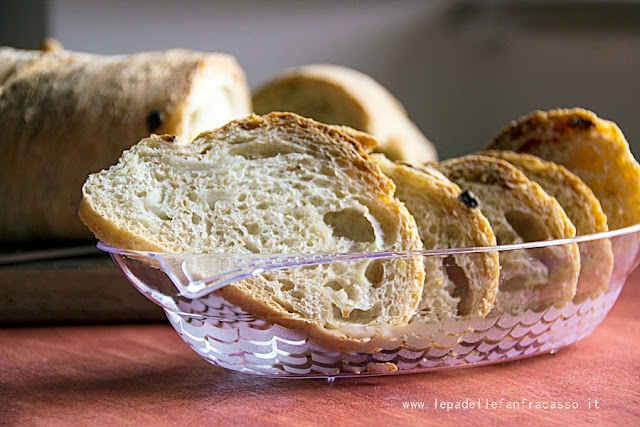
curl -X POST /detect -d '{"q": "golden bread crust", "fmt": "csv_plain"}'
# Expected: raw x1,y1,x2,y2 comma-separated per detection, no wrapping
487,108,640,230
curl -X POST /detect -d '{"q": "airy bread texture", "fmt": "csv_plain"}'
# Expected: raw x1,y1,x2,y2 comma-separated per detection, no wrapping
252,64,437,164
481,150,613,302
487,108,640,230
79,112,425,345
0,44,251,241
373,154,499,321
435,155,580,314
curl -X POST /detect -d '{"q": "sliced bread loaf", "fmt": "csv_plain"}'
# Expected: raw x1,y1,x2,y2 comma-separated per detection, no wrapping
373,154,499,321
487,108,640,230
252,64,437,164
435,155,580,314
0,44,251,241
481,150,613,302
79,112,425,345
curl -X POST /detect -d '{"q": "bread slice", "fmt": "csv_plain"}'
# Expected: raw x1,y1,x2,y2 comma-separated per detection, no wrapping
434,155,580,314
480,150,613,302
79,112,425,346
252,64,437,164
373,154,499,321
0,44,252,241
487,108,640,230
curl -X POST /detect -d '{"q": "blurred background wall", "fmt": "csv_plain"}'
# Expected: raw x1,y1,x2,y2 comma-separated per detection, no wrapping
2,0,639,159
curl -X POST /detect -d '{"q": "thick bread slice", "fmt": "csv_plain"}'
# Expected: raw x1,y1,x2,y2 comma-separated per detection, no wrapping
79,112,425,346
373,154,499,321
0,44,252,241
487,108,640,230
252,64,437,164
481,150,613,302
435,155,580,314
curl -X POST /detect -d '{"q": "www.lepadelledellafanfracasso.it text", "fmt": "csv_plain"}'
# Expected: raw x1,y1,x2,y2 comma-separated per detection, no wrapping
401,398,601,411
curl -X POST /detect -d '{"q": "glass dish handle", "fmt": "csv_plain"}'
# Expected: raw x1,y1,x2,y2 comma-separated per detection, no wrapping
159,250,405,299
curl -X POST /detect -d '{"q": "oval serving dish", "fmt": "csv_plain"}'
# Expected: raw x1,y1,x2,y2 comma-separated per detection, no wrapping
99,224,640,379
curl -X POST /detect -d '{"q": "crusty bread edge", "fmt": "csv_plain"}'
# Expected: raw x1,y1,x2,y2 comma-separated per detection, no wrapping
487,107,640,229
162,53,252,140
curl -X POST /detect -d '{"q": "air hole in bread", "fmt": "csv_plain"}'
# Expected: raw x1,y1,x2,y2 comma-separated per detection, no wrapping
325,280,343,291
344,285,360,301
331,303,344,319
323,208,376,243
243,240,260,253
505,210,549,242
365,260,385,287
311,177,333,189
332,303,381,323
443,255,471,316
228,140,294,159
151,209,170,221
280,279,295,292
367,205,397,246
290,289,304,299
309,195,323,206
319,166,337,177
292,183,306,191
198,145,212,155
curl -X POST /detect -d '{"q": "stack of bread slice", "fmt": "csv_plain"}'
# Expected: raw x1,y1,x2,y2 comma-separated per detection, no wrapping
6,44,635,341
79,100,640,346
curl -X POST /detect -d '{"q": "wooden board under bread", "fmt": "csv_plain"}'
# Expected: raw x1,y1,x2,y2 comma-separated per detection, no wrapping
0,251,164,324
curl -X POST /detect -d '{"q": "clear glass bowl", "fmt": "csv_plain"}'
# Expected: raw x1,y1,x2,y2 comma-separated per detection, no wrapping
99,224,640,379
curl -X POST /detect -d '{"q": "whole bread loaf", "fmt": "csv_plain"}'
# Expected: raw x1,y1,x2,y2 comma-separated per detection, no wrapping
252,64,437,164
0,43,251,241
79,112,425,345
